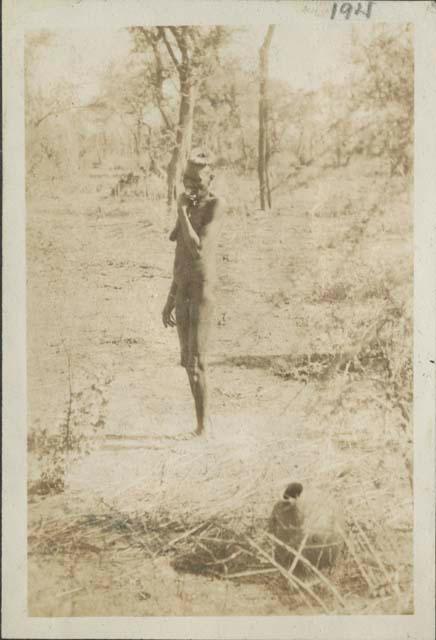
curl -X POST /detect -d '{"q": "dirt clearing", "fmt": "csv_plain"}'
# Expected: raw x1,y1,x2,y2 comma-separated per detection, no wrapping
27,159,413,615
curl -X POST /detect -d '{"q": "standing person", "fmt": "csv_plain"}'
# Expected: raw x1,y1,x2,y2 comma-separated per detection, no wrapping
162,152,224,435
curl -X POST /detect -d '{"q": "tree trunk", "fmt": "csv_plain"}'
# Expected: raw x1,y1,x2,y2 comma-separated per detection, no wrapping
231,84,249,171
258,88,266,210
134,115,142,169
167,76,197,208
265,112,272,208
258,25,275,211
240,129,249,172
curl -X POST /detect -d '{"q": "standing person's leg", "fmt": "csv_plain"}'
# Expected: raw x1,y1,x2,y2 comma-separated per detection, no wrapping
176,283,204,433
175,284,191,369
188,281,215,435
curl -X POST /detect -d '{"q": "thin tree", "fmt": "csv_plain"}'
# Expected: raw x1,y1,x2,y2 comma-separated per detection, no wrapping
131,26,230,208
258,25,275,210
159,27,198,207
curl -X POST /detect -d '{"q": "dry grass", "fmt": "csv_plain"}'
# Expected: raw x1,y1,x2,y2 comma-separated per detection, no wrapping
29,410,413,614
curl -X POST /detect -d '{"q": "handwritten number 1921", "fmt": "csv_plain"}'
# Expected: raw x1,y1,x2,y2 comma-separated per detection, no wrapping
331,1,374,20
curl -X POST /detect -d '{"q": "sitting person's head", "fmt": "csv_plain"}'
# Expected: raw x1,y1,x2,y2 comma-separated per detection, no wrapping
283,482,303,501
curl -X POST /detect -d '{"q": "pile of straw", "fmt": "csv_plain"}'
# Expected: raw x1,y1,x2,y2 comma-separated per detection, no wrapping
28,428,413,614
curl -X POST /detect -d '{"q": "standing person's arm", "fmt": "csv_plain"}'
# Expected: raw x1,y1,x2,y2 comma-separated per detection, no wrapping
162,280,177,328
177,195,224,258
197,197,224,252
169,219,179,241
177,194,201,258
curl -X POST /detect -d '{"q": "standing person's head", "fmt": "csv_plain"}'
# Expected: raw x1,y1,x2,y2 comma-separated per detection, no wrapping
183,150,214,202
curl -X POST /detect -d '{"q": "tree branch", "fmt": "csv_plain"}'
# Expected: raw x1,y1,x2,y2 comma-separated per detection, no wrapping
159,27,181,71
33,104,91,128
33,110,63,128
144,30,175,130
168,26,189,66
262,25,275,52
157,104,174,131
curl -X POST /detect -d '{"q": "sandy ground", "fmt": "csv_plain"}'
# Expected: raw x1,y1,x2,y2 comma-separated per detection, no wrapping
27,159,413,615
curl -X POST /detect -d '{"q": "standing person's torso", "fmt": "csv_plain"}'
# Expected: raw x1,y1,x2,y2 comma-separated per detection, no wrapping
173,195,219,285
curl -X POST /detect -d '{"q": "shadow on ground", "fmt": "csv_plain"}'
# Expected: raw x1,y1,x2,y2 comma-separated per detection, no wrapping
212,351,386,382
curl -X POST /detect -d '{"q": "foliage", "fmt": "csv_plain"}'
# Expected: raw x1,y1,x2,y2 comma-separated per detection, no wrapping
28,369,110,496
25,25,413,186
349,24,413,175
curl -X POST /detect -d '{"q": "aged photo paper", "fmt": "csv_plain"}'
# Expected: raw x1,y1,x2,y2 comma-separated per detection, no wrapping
2,0,435,638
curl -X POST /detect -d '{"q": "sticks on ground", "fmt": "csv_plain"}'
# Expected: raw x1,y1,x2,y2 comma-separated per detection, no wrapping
265,532,346,609
245,536,330,613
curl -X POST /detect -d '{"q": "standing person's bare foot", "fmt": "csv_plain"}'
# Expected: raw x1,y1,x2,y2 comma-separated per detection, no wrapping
195,417,215,439
194,422,205,437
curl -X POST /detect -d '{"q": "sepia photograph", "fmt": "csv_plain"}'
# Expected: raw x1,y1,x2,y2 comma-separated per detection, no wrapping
2,0,435,636
23,19,417,618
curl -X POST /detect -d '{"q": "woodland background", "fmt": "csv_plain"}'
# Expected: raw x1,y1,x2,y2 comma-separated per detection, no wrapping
26,25,412,201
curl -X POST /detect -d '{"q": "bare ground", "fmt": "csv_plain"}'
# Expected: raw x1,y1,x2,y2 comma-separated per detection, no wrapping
27,158,413,616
